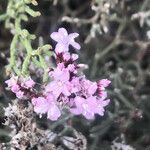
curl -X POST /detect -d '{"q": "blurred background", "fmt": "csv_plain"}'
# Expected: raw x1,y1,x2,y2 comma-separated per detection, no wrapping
0,0,150,149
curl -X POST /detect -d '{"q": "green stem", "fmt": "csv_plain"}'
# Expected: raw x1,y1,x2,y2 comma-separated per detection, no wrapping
21,39,33,75
39,55,48,82
21,55,31,75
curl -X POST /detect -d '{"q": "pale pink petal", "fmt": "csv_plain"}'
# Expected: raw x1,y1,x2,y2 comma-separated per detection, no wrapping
74,96,84,107
46,81,62,98
58,28,68,36
50,32,61,42
51,28,80,53
5,76,18,88
69,33,79,40
70,108,82,115
16,91,24,99
68,64,75,72
32,97,49,114
57,63,65,70
47,105,61,121
55,43,69,53
96,108,105,116
71,54,79,60
62,85,71,96
98,79,111,87
83,111,95,120
88,82,97,95
71,41,81,50
52,68,70,82
99,91,107,100
11,85,20,93
24,79,35,88
63,52,71,61
46,93,55,103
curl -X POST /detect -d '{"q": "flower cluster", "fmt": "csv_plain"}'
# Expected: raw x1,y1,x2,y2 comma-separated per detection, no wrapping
5,76,35,99
5,28,111,121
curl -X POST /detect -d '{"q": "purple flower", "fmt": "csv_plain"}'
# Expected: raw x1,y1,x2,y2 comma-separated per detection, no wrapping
46,80,71,99
97,79,111,97
97,79,111,88
50,28,80,53
70,96,110,119
16,91,24,99
5,76,24,98
63,52,71,61
24,78,35,89
80,78,98,96
5,75,18,88
32,97,49,114
68,64,76,73
71,54,79,61
70,96,95,119
49,63,69,81
11,84,20,93
46,94,61,120
46,63,71,98
69,77,81,93
32,94,61,121
62,52,79,61
5,28,111,121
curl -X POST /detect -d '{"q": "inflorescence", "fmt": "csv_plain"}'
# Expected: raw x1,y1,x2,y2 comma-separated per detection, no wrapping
5,28,111,121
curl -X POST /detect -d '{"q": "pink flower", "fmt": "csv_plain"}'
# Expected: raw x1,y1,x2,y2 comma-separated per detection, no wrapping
70,96,110,119
32,94,61,121
70,96,95,119
16,91,24,99
5,28,111,121
69,77,81,93
62,53,79,61
46,64,71,98
46,80,71,98
97,79,111,97
68,64,76,73
32,97,49,114
50,63,69,81
80,78,97,96
5,76,24,99
11,84,20,93
63,52,71,61
50,28,80,53
71,54,79,61
5,75,18,88
24,78,35,88
98,79,111,88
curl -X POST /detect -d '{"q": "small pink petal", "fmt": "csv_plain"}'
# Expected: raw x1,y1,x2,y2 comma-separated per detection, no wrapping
5,76,18,88
69,33,79,40
63,52,71,61
50,32,61,42
55,43,69,54
11,85,20,93
47,105,61,121
72,54,79,60
25,79,35,88
58,28,68,36
16,91,24,99
98,79,111,87
71,41,81,50
32,97,49,114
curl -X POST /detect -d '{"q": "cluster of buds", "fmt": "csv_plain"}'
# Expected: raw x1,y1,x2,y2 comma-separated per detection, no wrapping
5,28,111,121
